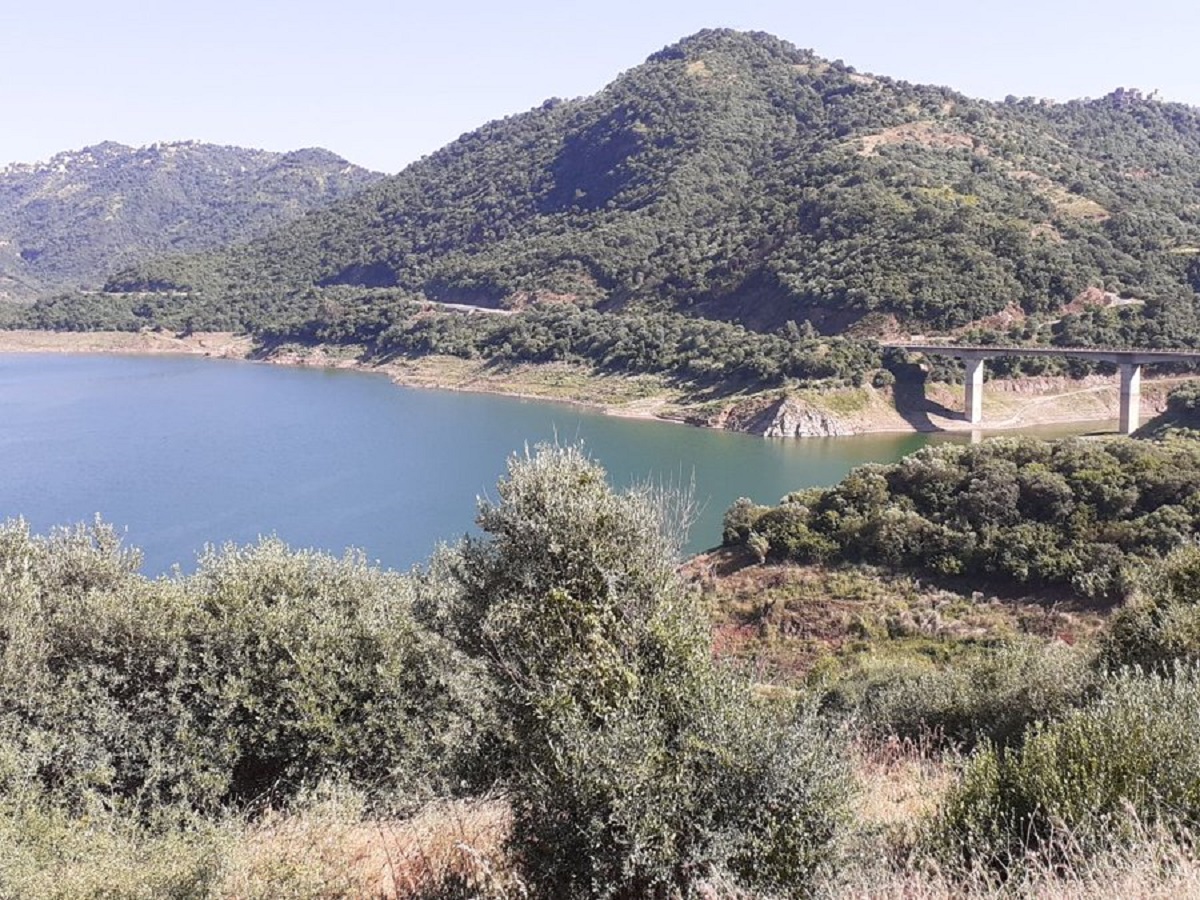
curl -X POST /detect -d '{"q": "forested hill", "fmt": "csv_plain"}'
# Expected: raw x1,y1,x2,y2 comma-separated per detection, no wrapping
100,29,1200,341
0,142,382,301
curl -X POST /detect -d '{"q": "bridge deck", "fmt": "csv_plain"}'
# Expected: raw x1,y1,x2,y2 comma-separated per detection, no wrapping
885,343,1200,366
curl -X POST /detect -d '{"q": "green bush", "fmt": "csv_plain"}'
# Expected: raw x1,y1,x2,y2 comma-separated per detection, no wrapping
1167,380,1200,416
507,675,852,899
935,664,1200,869
815,652,939,719
724,437,1200,599
860,640,1095,749
425,445,853,897
753,503,837,563
721,496,766,545
1103,545,1200,672
0,519,490,815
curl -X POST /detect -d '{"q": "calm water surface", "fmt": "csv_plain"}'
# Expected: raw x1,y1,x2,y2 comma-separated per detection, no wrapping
0,354,1108,574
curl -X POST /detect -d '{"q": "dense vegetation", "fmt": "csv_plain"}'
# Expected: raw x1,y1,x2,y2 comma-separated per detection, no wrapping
719,479,1200,884
0,447,852,898
0,522,491,816
15,290,885,390
0,141,381,302
265,295,883,388
85,29,1200,346
724,435,1200,599
8,440,1200,895
937,663,1200,869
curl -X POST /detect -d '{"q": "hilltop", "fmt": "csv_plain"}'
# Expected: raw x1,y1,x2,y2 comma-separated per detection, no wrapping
96,29,1200,343
0,141,382,301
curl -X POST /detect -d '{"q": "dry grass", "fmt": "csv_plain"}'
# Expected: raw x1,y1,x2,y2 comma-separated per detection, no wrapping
221,796,517,899
838,736,1200,899
362,799,516,898
0,793,518,899
837,838,1200,899
0,327,251,356
8,748,1200,898
853,734,955,838
374,355,682,412
856,121,977,157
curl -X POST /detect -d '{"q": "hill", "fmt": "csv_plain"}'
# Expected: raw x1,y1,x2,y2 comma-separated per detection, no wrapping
0,141,382,301
98,29,1200,344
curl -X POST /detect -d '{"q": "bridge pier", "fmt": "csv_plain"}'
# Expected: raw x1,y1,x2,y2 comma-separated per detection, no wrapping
964,357,985,424
884,342,1200,435
1119,363,1142,435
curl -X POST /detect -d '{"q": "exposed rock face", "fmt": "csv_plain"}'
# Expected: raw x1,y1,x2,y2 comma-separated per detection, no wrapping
732,396,852,438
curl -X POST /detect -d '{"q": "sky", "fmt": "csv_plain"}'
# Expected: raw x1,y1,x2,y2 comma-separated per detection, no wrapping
3,0,1198,174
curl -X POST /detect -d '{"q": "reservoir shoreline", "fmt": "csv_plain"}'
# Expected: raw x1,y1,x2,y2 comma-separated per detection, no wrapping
0,329,1168,437
0,351,938,573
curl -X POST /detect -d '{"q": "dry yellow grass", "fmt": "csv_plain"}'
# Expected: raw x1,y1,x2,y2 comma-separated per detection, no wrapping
853,735,955,838
8,752,1200,897
221,796,516,899
856,121,977,157
839,739,1200,900
0,327,251,357
836,840,1200,899
360,799,516,898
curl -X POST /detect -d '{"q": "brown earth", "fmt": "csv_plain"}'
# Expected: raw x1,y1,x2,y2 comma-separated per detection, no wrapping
0,329,253,357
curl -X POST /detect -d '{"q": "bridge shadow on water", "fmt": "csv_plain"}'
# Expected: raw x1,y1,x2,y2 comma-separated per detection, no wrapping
889,364,962,432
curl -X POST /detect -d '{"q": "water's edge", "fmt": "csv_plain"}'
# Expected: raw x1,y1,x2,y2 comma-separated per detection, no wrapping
0,330,1138,438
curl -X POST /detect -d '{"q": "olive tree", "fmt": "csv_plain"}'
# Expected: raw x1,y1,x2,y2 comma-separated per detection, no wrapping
424,445,852,898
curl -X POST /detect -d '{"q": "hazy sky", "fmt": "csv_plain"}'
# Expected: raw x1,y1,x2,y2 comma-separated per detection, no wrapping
4,0,1198,173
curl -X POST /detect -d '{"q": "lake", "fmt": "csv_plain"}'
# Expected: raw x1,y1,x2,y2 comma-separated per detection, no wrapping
0,353,1103,574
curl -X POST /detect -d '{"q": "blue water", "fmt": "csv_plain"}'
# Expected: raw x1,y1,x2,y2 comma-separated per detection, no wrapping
0,353,947,573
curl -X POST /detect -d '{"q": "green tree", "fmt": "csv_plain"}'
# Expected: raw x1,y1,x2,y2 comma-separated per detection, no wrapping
423,445,852,898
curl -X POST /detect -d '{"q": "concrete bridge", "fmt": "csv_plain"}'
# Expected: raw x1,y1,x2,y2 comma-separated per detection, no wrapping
885,343,1200,434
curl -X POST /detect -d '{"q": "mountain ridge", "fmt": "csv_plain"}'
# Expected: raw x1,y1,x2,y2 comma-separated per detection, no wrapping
25,29,1200,350
0,141,383,302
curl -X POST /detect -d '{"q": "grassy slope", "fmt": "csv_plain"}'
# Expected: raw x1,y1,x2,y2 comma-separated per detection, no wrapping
690,549,1106,686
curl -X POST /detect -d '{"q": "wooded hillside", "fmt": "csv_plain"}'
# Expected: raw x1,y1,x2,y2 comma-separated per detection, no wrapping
0,141,382,301
102,29,1200,341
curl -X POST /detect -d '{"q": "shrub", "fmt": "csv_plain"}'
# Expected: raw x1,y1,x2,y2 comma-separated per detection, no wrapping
426,445,853,897
935,664,1200,869
816,653,939,720
0,520,490,815
508,675,852,899
753,504,837,563
1167,380,1200,416
721,496,766,545
871,369,896,388
860,640,1095,749
1102,544,1200,672
722,437,1200,599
